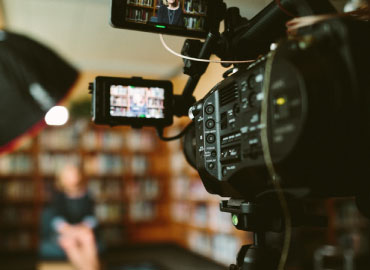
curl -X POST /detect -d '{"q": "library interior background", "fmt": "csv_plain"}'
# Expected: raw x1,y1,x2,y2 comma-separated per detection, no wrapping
1,0,370,270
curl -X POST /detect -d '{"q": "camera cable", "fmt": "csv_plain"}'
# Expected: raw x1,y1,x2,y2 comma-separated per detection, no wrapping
156,122,193,141
260,48,292,270
159,34,255,64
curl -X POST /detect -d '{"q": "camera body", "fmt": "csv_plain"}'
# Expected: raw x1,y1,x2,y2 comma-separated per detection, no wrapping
90,76,173,128
90,2,370,268
94,0,370,201
189,18,370,200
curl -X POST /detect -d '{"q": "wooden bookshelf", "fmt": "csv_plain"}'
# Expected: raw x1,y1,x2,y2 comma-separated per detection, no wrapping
126,0,156,23
127,4,155,9
182,0,207,31
0,118,172,250
1,116,365,267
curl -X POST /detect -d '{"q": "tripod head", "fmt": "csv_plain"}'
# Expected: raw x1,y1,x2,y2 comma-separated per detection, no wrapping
220,194,327,270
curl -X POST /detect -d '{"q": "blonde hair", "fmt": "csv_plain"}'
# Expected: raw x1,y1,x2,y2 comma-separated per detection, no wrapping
162,0,180,6
55,162,84,192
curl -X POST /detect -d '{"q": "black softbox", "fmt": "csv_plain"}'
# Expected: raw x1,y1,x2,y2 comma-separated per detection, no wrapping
0,30,79,153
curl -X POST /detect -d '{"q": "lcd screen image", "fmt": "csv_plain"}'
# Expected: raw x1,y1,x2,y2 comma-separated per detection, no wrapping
125,0,208,32
110,85,165,119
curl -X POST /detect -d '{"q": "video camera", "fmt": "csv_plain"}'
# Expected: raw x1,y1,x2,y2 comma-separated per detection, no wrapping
89,0,370,268
90,0,370,200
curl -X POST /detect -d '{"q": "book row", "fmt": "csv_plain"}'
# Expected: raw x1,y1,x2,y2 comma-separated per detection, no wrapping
95,202,123,223
0,180,35,201
171,201,234,233
183,0,207,14
127,0,154,7
184,16,205,30
125,177,160,200
40,127,157,152
187,230,241,265
0,207,35,225
0,231,33,251
0,154,33,175
37,153,151,176
88,179,123,200
126,8,151,23
129,200,157,222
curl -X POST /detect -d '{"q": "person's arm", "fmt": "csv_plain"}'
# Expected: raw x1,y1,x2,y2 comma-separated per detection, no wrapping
82,194,98,229
50,192,70,233
82,216,98,229
52,216,69,232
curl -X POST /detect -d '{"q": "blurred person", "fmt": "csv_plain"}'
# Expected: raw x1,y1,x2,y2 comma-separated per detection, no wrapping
158,0,184,27
49,163,100,270
130,88,147,117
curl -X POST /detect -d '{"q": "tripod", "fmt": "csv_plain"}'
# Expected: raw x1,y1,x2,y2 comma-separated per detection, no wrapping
220,197,327,270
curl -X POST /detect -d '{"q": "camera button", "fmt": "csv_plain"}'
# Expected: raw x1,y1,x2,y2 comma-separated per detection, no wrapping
248,74,256,89
206,119,215,129
222,167,228,176
233,103,240,115
211,151,217,157
206,134,216,144
205,105,215,114
248,92,257,107
208,162,215,170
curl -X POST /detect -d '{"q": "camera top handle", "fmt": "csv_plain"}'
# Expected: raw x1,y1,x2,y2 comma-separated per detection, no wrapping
171,0,226,118
171,0,336,118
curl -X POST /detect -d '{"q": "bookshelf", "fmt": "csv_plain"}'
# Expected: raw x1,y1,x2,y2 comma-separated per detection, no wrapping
126,0,156,24
182,0,207,31
0,139,38,252
1,117,366,267
0,118,171,251
0,117,251,264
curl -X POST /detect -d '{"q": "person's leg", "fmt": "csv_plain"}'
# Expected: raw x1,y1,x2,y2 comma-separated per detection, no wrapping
73,226,100,270
59,235,87,270
59,226,100,270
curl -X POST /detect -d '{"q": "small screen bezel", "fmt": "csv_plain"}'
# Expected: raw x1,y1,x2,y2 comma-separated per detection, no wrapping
110,0,213,38
97,76,173,127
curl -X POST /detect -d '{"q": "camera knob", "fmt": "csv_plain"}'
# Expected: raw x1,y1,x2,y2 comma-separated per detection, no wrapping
206,119,215,129
205,104,215,114
189,103,202,119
